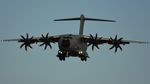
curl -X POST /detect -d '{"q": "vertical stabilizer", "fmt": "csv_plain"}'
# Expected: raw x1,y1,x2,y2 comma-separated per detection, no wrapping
79,14,85,35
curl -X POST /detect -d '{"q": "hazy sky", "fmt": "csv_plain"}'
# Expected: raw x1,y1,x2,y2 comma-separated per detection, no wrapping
0,0,150,84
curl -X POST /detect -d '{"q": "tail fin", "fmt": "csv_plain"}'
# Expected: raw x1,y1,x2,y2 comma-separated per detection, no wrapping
54,14,116,35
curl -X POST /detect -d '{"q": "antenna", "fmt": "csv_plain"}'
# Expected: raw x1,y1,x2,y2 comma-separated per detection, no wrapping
54,14,116,35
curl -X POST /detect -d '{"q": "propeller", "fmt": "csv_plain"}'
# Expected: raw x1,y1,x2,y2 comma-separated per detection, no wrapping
109,35,123,52
39,33,52,50
88,33,101,51
19,33,34,51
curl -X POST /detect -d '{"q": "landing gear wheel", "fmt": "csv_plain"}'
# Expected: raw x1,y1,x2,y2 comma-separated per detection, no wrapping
58,56,65,61
81,57,87,61
62,57,65,61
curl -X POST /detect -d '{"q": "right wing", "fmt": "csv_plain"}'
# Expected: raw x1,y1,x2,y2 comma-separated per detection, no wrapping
1,33,60,51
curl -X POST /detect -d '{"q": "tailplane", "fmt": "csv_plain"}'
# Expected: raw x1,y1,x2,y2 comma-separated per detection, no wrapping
54,14,116,35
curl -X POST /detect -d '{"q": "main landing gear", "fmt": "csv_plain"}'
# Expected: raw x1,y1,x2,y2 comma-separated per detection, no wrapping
57,55,66,61
57,50,89,61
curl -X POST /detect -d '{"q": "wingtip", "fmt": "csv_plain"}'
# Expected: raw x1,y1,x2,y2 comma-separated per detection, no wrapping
1,40,6,42
1,39,6,42
143,41,149,44
109,19,117,22
109,20,116,22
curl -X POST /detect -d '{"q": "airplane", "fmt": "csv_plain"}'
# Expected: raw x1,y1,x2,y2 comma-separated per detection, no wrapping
1,14,149,61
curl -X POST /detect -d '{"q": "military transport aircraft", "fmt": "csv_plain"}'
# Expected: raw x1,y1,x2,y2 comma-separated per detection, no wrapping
1,14,148,61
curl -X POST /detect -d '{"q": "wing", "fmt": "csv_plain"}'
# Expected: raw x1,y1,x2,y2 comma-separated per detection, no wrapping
1,33,60,51
81,34,148,52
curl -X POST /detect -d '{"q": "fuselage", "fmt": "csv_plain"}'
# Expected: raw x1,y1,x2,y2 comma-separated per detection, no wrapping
57,34,88,57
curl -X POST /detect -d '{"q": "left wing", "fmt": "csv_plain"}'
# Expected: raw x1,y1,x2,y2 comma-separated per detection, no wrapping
1,33,60,51
81,34,148,52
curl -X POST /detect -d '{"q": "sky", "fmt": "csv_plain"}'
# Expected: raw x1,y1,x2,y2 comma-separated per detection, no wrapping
0,0,150,84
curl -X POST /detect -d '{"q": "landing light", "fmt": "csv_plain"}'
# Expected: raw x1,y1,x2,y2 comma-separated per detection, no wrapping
78,51,83,54
58,50,63,54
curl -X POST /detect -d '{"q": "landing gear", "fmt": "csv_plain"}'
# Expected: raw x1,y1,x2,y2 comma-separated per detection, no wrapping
57,50,67,61
57,50,89,61
78,51,89,61
80,56,87,61
80,55,89,61
57,55,65,61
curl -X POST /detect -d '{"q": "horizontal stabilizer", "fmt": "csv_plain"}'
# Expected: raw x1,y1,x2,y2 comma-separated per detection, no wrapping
54,17,116,22
84,17,116,22
54,17,80,21
54,14,116,22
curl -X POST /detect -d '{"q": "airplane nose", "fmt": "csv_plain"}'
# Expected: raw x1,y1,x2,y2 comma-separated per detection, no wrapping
61,39,70,48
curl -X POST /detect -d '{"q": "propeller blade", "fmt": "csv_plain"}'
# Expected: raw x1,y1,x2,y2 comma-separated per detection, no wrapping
115,35,117,41
115,47,118,53
26,33,29,39
25,45,27,51
95,33,98,40
20,43,25,48
28,45,32,49
30,36,33,40
109,45,115,50
95,44,100,49
19,33,33,51
39,33,52,50
40,43,45,46
110,37,113,41
44,45,47,50
89,33,101,51
92,45,94,51
20,35,25,40
118,38,123,42
48,43,52,49
41,34,44,38
90,34,94,39
118,45,122,51
46,33,49,38
87,43,92,46
109,35,123,52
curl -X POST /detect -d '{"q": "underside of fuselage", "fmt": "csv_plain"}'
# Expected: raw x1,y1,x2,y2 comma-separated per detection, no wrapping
57,50,89,61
